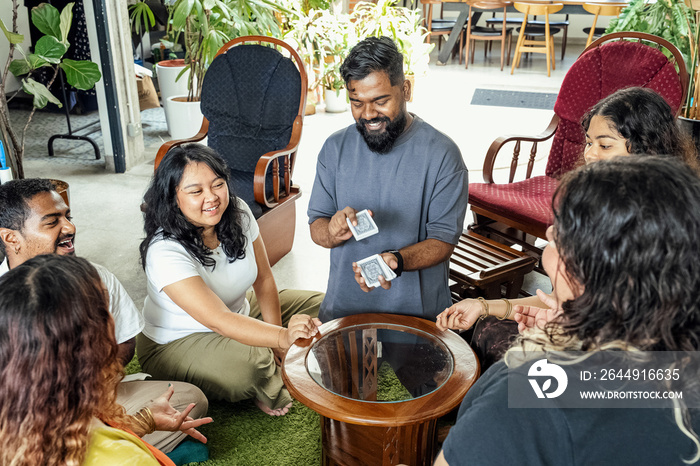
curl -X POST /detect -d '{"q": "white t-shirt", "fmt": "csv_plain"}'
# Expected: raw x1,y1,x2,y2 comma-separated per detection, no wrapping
142,198,260,345
0,259,143,344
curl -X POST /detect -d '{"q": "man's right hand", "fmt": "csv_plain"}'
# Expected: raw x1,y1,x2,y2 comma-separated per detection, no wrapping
328,206,363,244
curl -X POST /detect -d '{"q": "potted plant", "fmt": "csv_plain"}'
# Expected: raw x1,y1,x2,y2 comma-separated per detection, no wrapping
128,0,156,64
315,10,354,112
680,21,700,149
607,0,700,148
606,0,695,63
163,0,284,138
0,1,102,179
280,0,331,114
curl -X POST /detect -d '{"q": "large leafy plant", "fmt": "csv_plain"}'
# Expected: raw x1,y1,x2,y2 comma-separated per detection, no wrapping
166,0,284,102
282,0,432,97
607,0,694,63
0,1,102,178
607,0,698,119
314,10,355,92
351,0,433,76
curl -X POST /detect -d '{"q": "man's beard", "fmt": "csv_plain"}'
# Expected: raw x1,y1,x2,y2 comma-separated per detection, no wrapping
355,111,407,154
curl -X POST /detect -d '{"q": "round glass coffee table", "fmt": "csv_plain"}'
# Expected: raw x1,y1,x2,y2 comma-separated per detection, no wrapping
282,313,479,466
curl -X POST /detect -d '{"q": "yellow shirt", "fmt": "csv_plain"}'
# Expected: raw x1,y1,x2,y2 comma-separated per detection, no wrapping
84,419,159,466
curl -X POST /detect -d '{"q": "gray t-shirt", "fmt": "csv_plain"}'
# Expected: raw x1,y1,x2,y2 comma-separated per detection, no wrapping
307,115,468,321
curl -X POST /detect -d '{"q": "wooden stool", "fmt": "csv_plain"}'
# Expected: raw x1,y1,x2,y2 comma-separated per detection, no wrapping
449,231,538,300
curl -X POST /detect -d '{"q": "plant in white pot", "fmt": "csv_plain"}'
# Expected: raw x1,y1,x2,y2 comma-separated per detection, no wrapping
0,1,101,179
314,10,355,113
280,0,331,114
163,0,285,138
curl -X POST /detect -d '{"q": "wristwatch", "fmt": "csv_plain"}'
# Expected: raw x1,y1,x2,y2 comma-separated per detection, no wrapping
381,249,404,277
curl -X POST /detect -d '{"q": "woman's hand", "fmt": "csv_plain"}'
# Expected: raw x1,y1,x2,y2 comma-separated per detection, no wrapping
147,385,214,443
283,315,322,348
436,299,484,331
513,290,562,333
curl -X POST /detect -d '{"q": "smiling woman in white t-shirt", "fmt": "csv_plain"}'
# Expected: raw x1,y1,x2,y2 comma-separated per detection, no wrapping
137,144,322,416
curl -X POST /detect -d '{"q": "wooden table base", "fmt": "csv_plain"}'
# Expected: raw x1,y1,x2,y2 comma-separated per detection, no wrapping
321,416,438,466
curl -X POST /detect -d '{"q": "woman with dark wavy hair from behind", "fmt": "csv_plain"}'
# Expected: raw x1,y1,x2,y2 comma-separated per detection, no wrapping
138,144,322,416
0,255,205,466
437,157,700,465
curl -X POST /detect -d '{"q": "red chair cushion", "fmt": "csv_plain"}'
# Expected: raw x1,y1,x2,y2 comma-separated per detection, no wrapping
469,176,558,233
546,39,684,177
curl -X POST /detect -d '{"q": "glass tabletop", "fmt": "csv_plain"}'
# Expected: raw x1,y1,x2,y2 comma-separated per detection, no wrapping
306,323,453,403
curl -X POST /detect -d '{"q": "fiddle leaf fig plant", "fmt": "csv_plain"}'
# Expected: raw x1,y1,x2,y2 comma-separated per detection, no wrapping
0,1,102,179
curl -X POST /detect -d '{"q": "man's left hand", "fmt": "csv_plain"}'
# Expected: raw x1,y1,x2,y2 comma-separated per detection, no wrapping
352,252,398,292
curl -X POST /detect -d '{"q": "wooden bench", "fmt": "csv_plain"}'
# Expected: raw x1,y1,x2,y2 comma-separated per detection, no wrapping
450,230,538,301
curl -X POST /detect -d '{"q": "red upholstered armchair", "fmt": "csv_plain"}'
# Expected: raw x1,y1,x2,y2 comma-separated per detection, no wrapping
468,32,688,254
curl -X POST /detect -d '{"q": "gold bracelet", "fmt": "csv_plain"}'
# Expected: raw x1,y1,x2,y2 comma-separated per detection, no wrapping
132,407,156,436
477,297,489,318
277,327,284,349
498,298,513,320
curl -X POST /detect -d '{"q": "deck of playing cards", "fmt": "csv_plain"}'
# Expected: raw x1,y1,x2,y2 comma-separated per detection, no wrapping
346,209,379,241
357,254,397,288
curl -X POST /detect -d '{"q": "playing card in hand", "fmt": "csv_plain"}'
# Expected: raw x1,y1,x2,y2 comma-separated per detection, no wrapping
346,209,379,241
357,254,397,288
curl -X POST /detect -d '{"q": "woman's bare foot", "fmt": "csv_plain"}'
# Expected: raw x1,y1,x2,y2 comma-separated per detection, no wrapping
255,399,293,416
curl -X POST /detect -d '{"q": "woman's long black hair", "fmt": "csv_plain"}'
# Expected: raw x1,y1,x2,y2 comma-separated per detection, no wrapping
140,144,248,269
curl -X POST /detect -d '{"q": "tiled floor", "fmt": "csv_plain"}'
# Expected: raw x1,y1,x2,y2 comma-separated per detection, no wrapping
17,40,583,306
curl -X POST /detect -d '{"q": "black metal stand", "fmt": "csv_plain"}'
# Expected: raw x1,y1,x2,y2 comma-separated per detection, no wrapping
47,70,101,160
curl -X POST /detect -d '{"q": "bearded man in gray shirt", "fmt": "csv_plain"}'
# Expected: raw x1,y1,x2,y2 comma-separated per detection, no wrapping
308,36,469,322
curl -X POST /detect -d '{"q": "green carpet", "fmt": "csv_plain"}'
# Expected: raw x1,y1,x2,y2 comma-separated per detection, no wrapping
125,355,321,465
125,355,420,465
195,399,321,466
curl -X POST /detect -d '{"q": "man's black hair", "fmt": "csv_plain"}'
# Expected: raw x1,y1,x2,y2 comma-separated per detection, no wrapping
340,36,405,87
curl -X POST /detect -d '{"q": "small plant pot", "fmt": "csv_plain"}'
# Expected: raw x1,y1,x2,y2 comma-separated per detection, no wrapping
166,96,204,140
324,88,347,113
155,59,190,136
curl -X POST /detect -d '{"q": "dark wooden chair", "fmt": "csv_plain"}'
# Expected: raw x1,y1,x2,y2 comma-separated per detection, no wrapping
469,32,689,259
155,36,308,267
450,231,537,300
461,0,513,71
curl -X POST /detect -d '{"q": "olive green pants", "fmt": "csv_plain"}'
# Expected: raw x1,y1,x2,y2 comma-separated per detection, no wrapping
137,289,322,409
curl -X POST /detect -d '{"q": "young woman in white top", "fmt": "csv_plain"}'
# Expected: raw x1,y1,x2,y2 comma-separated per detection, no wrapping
137,144,322,416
